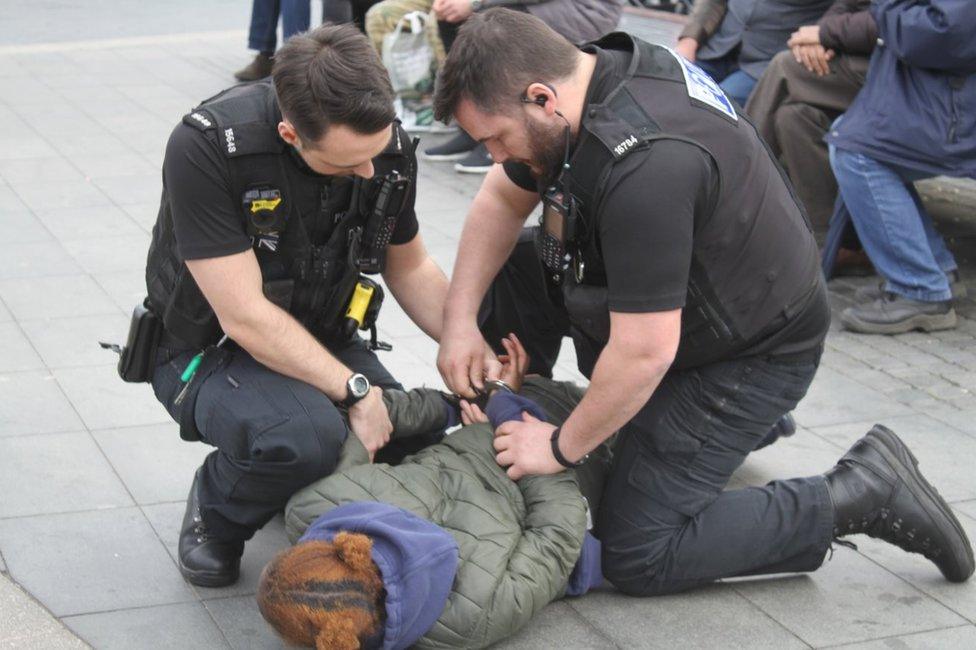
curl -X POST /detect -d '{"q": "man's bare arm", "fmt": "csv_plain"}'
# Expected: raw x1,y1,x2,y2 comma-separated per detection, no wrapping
383,232,450,341
437,165,540,396
558,309,681,462
185,250,393,456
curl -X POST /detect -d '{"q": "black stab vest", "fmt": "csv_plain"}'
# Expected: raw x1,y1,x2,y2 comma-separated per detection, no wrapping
559,33,820,373
145,81,416,348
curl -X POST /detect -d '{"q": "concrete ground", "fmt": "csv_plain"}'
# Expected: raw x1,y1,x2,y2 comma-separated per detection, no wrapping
1,2,975,648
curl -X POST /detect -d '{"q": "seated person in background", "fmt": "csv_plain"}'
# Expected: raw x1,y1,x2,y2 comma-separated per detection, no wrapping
259,335,609,649
745,0,876,239
829,0,975,335
423,0,623,173
675,0,835,107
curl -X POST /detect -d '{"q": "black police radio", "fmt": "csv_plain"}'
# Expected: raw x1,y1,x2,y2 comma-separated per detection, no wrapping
521,88,581,280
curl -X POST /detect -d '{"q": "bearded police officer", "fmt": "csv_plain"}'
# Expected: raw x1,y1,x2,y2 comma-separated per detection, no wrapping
144,24,450,587
434,9,973,595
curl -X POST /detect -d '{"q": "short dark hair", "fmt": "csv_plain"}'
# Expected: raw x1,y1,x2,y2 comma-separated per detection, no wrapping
433,9,579,122
273,23,396,144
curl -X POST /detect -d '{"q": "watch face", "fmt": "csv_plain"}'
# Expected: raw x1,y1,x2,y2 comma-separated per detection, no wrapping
350,375,370,398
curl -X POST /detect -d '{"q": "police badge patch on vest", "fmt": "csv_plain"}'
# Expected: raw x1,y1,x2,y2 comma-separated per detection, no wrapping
666,48,738,123
243,187,285,251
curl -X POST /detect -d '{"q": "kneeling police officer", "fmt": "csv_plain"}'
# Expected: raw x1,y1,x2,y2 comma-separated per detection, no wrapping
139,24,449,587
435,10,974,595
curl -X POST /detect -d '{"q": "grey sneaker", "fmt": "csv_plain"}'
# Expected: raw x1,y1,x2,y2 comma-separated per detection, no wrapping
854,270,967,303
841,293,957,334
234,52,273,82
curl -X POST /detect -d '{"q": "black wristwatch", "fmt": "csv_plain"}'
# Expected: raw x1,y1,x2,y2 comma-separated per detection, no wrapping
340,373,371,408
550,426,588,469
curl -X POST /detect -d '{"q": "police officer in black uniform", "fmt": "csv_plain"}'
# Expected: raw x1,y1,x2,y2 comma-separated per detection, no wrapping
144,24,451,587
433,9,974,594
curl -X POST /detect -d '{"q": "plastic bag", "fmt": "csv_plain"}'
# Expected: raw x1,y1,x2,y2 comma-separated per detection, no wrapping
382,11,435,95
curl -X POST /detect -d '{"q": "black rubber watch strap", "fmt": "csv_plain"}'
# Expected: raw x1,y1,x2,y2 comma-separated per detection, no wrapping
550,426,587,468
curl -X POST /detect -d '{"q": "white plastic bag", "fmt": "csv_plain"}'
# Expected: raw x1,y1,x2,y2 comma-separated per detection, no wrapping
382,11,435,94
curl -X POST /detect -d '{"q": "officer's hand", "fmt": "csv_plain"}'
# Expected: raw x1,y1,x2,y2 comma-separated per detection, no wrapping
675,37,698,62
349,387,392,461
493,412,563,481
437,324,495,398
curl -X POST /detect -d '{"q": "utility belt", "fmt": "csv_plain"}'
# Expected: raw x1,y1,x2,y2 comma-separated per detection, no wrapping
102,271,389,385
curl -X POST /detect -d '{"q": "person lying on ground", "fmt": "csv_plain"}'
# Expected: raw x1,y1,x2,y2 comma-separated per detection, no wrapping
258,335,609,649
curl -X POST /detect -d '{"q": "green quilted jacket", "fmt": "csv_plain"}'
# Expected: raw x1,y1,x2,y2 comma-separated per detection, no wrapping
285,378,609,649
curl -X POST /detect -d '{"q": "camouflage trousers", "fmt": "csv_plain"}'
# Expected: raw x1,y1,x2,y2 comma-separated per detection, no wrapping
365,0,446,65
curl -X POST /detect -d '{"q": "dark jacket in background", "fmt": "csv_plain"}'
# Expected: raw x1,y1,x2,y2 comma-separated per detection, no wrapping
680,0,834,78
817,0,876,54
827,0,976,178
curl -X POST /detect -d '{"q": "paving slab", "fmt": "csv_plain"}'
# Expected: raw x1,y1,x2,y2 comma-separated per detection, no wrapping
92,422,211,505
0,274,119,321
850,512,976,624
809,414,976,503
833,625,976,649
19,312,130,369
61,233,151,275
92,270,149,314
729,426,846,490
3,209,56,244
570,584,807,649
7,178,113,212
0,239,83,280
54,364,171,430
0,321,46,373
0,573,87,650
0,430,133,518
143,504,291,600
33,205,146,242
734,548,967,647
64,602,228,650
0,507,196,617
0,370,85,438
793,367,914,429
494,600,616,649
204,596,286,650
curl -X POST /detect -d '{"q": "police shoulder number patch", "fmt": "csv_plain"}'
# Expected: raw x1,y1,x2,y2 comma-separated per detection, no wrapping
666,48,738,122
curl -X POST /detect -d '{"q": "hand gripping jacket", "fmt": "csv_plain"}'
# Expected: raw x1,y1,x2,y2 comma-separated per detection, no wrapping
145,81,417,349
556,33,820,373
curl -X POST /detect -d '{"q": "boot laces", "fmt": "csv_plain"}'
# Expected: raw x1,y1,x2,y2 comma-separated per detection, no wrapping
835,506,941,559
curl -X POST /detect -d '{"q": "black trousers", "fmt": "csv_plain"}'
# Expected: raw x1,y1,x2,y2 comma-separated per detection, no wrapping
152,337,435,542
597,352,832,596
481,229,834,595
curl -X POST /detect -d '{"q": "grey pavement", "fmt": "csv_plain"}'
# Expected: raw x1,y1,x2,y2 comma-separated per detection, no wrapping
1,3,975,649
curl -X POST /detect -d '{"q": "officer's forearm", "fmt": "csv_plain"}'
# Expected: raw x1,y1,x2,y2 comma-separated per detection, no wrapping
225,299,352,400
444,171,533,327
384,252,449,341
557,341,671,463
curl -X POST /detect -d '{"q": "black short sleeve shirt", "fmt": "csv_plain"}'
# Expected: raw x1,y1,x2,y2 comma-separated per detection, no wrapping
163,124,419,262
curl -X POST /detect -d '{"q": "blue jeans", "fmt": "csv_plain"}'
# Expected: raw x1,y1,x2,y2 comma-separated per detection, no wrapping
829,145,957,302
695,54,758,107
247,0,311,54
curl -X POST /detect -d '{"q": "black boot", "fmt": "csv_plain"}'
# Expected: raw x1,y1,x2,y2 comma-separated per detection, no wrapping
825,425,974,583
178,469,244,587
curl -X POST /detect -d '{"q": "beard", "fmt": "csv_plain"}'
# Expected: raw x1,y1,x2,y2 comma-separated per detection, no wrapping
524,115,568,186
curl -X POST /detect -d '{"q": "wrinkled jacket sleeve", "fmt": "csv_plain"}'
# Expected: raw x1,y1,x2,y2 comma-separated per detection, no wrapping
872,0,976,73
818,0,878,55
479,471,587,646
679,0,728,43
383,387,453,440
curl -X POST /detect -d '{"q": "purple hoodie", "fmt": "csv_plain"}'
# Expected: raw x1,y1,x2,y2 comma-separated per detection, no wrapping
299,502,459,650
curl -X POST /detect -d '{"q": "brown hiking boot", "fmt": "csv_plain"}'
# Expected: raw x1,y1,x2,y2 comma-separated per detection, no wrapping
234,52,273,82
